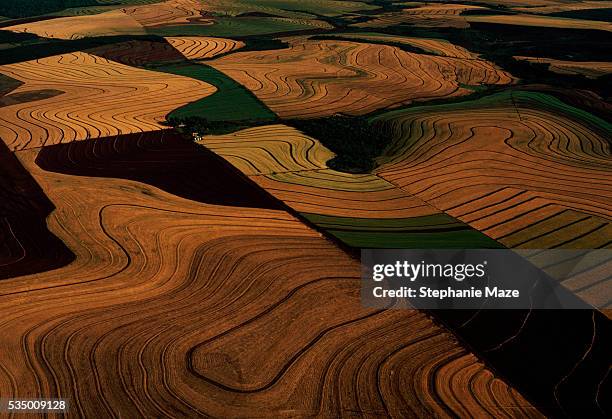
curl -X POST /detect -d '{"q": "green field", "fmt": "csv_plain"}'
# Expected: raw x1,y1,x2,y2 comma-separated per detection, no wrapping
301,213,504,249
155,62,277,122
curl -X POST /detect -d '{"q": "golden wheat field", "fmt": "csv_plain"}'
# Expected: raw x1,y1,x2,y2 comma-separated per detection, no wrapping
0,130,541,417
165,36,245,60
0,52,216,151
199,124,498,251
209,39,513,118
374,92,612,250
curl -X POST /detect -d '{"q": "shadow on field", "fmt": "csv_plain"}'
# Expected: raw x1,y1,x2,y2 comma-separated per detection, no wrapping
0,140,75,280
35,130,283,210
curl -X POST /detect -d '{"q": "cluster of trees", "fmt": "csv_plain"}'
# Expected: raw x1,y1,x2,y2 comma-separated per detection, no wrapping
167,114,389,174
288,115,390,173
0,1,98,19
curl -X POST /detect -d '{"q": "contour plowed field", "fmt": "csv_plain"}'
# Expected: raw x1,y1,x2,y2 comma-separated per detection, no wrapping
166,36,245,60
202,124,335,174
0,52,216,151
0,140,73,280
328,33,481,59
201,124,502,249
124,0,211,27
374,91,612,253
209,39,513,118
0,131,540,417
353,3,484,29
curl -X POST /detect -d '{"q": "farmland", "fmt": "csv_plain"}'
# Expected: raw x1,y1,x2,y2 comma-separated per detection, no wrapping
0,130,539,417
0,51,216,150
208,38,513,118
0,0,610,417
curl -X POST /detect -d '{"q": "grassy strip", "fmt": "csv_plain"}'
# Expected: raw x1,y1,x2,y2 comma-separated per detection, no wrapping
302,213,465,230
328,230,503,249
156,62,276,125
301,213,504,249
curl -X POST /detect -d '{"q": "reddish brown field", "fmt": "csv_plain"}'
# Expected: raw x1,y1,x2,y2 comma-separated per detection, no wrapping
329,33,481,59
87,39,186,66
375,93,611,249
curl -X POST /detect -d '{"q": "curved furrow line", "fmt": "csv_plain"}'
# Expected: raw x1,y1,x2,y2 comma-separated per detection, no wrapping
0,52,216,151
209,39,513,118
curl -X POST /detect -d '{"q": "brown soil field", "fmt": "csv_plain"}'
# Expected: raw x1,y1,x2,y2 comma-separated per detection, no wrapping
0,130,541,417
353,3,484,29
123,0,213,27
209,39,513,118
465,13,612,32
166,36,245,60
514,56,612,79
374,94,612,252
87,39,187,67
4,9,145,40
0,52,216,151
